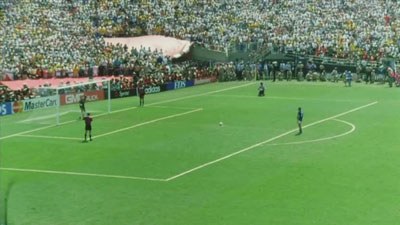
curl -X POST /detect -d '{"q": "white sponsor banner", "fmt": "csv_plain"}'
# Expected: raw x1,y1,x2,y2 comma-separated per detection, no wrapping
144,86,161,94
23,96,59,112
65,93,99,104
60,90,104,105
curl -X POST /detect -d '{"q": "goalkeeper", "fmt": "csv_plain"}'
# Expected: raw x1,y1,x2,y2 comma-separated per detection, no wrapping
79,95,87,119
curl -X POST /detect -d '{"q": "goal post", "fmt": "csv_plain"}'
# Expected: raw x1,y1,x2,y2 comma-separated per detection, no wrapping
24,78,111,125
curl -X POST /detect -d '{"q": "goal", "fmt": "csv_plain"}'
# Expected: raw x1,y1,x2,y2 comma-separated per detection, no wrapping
22,79,111,125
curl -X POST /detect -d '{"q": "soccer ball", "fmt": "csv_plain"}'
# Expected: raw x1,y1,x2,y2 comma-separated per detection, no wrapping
219,122,223,126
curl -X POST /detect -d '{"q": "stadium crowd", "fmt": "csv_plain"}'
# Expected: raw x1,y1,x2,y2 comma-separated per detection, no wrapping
1,0,400,102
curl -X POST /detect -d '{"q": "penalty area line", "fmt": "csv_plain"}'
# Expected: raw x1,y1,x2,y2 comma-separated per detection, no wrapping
1,82,253,140
0,167,166,182
165,101,378,181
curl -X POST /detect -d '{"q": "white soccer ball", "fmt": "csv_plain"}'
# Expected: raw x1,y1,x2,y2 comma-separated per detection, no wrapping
219,122,223,126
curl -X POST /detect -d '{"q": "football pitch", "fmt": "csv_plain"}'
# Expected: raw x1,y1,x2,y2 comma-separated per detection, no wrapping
0,81,399,225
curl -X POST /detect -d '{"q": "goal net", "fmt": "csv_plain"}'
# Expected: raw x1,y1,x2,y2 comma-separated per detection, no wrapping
18,79,111,125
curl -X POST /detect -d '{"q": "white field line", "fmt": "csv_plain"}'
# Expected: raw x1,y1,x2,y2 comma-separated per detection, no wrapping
1,82,253,140
0,125,56,140
17,134,82,141
18,110,104,124
17,111,70,123
211,94,369,103
0,167,166,182
84,82,253,116
1,103,374,182
16,108,203,141
1,108,204,180
146,82,254,106
266,119,356,146
165,101,378,181
93,108,203,139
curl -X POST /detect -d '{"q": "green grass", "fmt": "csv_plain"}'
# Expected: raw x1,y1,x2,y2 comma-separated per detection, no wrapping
1,81,400,225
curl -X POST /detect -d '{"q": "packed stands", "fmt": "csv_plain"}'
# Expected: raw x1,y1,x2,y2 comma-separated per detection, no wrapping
1,0,400,99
